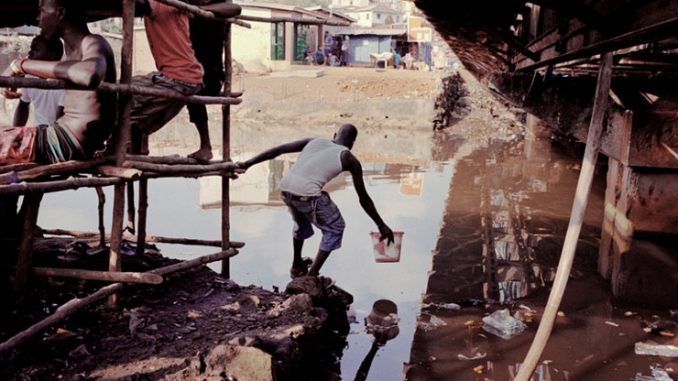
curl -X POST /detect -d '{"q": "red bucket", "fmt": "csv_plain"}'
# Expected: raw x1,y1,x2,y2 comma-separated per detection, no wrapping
370,231,404,263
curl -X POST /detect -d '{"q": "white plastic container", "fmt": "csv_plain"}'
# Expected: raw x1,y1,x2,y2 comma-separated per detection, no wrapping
370,231,404,263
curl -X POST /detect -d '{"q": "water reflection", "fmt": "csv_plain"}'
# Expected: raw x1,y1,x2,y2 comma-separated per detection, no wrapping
38,131,460,381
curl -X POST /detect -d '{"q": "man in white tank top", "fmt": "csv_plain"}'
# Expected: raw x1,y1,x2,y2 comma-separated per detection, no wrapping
236,124,394,277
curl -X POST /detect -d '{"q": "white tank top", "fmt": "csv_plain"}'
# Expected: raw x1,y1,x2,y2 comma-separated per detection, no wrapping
279,138,347,196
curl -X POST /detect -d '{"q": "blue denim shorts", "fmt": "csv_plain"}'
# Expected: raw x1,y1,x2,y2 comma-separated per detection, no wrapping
281,191,345,252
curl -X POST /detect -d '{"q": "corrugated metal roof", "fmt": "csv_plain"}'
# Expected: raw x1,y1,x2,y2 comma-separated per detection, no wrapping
333,25,406,36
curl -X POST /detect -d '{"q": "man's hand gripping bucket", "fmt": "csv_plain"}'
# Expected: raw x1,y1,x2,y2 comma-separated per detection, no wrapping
370,231,403,263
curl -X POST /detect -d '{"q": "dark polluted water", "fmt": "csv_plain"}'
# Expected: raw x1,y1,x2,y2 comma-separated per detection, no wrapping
38,131,676,381
38,131,460,381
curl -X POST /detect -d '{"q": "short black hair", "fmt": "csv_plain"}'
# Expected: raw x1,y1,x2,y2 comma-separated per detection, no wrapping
52,0,87,22
30,34,64,61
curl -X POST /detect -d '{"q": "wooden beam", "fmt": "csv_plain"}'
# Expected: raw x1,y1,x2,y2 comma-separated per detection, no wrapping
222,18,233,278
0,78,243,105
0,159,107,185
529,0,615,36
517,16,678,71
0,177,124,196
33,267,163,284
40,228,245,248
123,160,236,175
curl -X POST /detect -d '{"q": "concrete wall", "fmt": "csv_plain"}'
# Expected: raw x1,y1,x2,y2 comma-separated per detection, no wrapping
232,8,275,73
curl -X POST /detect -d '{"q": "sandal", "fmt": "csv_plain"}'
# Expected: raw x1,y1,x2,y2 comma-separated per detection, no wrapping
290,257,313,278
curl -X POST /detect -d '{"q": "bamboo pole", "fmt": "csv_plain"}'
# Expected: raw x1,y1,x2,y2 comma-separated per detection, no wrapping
0,248,239,354
0,163,38,175
0,159,107,185
40,228,246,248
221,14,233,278
125,154,203,165
14,193,43,290
237,14,350,26
135,178,148,256
109,0,135,306
514,52,614,381
0,282,125,354
0,177,124,196
126,182,135,234
99,83,242,105
33,267,163,284
95,187,106,248
96,165,141,179
0,78,242,105
123,160,236,174
150,248,238,275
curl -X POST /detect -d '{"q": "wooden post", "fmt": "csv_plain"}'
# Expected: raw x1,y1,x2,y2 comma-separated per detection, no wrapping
109,0,135,306
95,187,106,248
126,183,135,234
14,193,43,290
514,52,614,381
221,16,233,278
135,177,148,256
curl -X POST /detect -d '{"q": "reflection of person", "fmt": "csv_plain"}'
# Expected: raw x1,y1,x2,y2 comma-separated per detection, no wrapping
235,124,394,277
130,0,240,156
0,0,117,164
3,35,65,127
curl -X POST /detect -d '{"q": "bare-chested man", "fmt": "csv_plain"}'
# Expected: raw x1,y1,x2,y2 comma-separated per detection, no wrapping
0,0,116,164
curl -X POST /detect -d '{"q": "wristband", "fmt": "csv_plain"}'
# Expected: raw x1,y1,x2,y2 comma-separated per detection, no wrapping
18,57,27,75
9,59,24,77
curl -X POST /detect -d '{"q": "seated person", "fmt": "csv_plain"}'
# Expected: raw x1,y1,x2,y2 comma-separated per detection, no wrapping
4,35,66,127
0,0,116,165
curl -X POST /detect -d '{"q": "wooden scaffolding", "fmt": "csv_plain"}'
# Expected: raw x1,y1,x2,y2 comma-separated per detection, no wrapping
0,0,248,353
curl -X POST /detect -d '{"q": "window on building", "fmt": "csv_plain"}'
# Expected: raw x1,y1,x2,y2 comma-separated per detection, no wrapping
366,13,370,19
271,22,285,60
377,13,381,19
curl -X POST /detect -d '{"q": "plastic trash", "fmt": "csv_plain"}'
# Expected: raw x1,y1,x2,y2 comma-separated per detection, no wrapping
482,309,527,340
458,352,487,360
634,364,673,381
634,341,678,357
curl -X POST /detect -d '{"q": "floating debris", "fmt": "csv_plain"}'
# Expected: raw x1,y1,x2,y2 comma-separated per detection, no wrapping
482,309,527,340
634,342,678,357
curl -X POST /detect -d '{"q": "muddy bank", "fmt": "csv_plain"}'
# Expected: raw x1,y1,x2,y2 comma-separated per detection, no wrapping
0,241,352,381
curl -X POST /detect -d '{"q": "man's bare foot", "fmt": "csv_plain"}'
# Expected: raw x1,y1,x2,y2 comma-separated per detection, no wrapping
188,148,213,163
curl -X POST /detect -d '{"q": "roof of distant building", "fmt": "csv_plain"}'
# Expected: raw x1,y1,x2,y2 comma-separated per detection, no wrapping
333,24,407,36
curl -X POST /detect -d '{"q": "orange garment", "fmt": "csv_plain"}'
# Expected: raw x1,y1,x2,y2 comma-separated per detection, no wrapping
144,0,203,85
0,127,37,164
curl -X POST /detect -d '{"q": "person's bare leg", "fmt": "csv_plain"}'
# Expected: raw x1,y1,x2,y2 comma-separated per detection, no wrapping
307,249,331,276
188,120,213,162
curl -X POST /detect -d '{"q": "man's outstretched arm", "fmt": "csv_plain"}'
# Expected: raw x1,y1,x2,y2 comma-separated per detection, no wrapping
18,35,110,88
237,138,312,171
342,151,394,243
